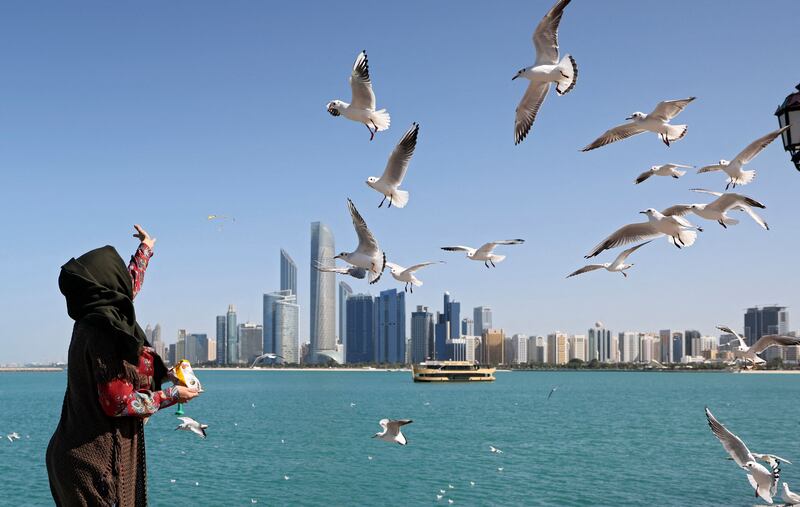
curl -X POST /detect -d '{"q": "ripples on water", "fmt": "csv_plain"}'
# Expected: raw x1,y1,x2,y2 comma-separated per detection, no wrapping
1,370,798,506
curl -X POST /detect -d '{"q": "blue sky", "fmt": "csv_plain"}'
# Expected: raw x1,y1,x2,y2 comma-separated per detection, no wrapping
1,0,799,363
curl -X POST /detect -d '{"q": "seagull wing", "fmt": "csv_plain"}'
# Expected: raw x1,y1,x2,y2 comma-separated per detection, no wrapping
177,417,196,426
378,418,389,431
733,205,769,230
379,123,418,187
613,240,653,264
581,122,646,152
391,419,413,427
750,335,800,355
696,164,726,174
634,169,654,184
733,127,789,165
475,239,525,257
716,325,747,349
648,97,695,121
532,0,571,65
348,267,369,279
347,199,380,256
313,262,349,274
663,163,694,170
349,51,376,110
661,204,693,217
705,407,754,467
403,261,441,274
565,264,605,278
515,82,550,145
585,223,660,258
441,245,476,255
690,188,724,197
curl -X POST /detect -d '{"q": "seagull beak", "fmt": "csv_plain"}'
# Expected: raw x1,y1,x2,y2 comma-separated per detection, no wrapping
334,254,342,260
511,74,519,81
639,211,647,214
625,115,634,120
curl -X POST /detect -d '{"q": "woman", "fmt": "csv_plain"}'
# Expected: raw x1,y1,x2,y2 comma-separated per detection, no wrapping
47,225,199,507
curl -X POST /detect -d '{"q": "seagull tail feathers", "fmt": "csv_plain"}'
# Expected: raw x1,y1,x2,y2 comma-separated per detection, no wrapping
668,229,697,248
665,124,688,143
391,190,409,208
368,109,391,132
555,54,578,96
492,254,506,264
730,170,755,187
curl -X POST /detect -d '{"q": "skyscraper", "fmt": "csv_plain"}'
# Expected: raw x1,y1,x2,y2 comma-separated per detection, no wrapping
659,329,672,363
684,330,701,357
461,318,474,336
672,332,684,362
619,332,639,363
511,334,529,364
216,315,227,365
280,249,298,296
176,329,186,362
238,323,264,365
411,306,433,363
744,306,789,347
588,323,612,362
346,294,374,363
569,334,587,361
152,323,164,359
264,290,299,364
339,281,353,350
185,333,209,364
473,307,492,335
375,289,406,364
547,332,568,365
481,329,505,365
310,222,337,363
226,304,238,365
443,293,461,339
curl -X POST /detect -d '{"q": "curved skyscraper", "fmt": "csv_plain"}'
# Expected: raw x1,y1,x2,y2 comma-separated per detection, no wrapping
310,222,337,363
280,249,297,296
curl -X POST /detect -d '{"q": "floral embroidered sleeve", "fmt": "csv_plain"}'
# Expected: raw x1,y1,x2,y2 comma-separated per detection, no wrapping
98,381,179,417
127,243,153,300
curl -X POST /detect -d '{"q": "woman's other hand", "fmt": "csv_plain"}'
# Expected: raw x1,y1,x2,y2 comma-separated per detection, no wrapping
175,386,200,403
133,224,156,250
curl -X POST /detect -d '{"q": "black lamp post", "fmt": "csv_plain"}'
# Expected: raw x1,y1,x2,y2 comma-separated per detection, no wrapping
775,83,800,171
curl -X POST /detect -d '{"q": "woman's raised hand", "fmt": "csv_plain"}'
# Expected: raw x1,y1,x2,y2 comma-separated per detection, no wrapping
132,224,156,250
175,386,200,403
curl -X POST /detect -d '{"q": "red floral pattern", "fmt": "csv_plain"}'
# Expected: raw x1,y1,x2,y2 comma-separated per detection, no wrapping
98,348,178,417
128,243,152,300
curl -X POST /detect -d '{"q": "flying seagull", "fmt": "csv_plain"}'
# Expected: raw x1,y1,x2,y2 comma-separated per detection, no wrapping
366,123,419,208
705,407,781,503
512,0,578,145
567,241,651,279
661,190,768,230
585,209,700,258
335,199,386,284
547,386,559,400
327,51,390,141
6,432,20,442
441,239,525,268
634,163,694,185
313,260,368,280
372,419,413,446
716,325,800,368
386,261,443,293
782,483,800,505
582,97,695,151
697,127,789,189
175,417,208,439
489,445,503,454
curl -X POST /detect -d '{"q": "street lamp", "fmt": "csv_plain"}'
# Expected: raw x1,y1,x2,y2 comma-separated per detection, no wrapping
775,83,800,171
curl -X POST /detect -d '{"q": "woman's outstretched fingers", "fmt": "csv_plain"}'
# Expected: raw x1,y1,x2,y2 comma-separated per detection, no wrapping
132,224,156,249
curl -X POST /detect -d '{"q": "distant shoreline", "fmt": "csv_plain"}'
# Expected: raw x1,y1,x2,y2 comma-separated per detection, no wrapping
0,367,63,372
195,367,411,372
736,369,800,374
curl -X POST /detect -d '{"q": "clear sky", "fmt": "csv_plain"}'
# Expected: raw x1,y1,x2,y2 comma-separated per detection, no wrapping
2,0,799,363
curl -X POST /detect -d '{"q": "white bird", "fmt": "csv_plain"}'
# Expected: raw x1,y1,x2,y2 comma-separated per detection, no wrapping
489,445,503,454
314,261,368,280
327,50,390,141
634,163,693,185
512,0,578,145
567,241,651,279
661,189,768,230
334,199,386,284
439,489,446,495
367,455,373,461
585,209,700,258
251,499,258,504
697,127,789,189
470,481,475,487
547,386,559,400
441,240,525,268
436,494,443,501
582,97,695,151
175,417,208,439
497,467,504,472
372,418,413,446
782,483,800,505
366,123,419,208
6,432,20,442
170,479,177,484
716,325,800,368
284,475,290,481
448,484,455,490
706,407,783,503
386,261,443,293
251,403,256,408
350,402,357,407
448,500,454,505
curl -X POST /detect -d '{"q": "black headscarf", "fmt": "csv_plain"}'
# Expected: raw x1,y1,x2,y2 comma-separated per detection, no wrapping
58,245,167,384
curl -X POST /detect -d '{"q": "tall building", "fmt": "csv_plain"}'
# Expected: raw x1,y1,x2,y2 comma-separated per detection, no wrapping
216,315,227,365
588,323,613,363
461,318,474,336
684,330,701,357
744,306,789,348
208,339,216,363
176,329,186,362
481,329,505,365
238,323,264,365
547,332,568,364
443,293,461,339
569,334,587,362
264,290,299,364
310,222,337,363
659,329,672,363
511,334,529,364
411,306,433,364
434,313,450,360
185,333,209,365
339,281,353,352
619,332,639,363
168,343,176,365
345,294,375,364
672,332,684,362
473,307,492,336
530,336,547,363
639,333,655,363
464,336,480,363
375,289,406,364
280,249,298,296
226,305,238,365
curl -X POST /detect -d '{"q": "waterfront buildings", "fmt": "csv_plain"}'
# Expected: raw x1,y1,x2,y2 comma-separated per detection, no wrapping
264,290,299,364
547,332,568,364
345,294,375,363
473,307,492,336
216,315,226,366
238,323,264,365
280,249,297,296
684,329,701,357
339,281,352,354
511,334,528,364
375,289,406,363
588,323,613,362
619,332,639,363
659,329,672,364
461,318,474,336
184,333,209,364
569,334,587,362
310,222,337,363
410,305,433,363
481,329,505,365
226,304,238,364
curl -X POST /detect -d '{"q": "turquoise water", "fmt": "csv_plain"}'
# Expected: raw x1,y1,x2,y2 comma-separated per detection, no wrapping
1,370,799,506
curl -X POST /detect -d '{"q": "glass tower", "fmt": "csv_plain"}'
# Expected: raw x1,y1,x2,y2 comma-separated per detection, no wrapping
375,289,406,364
216,316,226,365
226,304,238,364
310,222,337,363
345,294,374,364
280,249,297,296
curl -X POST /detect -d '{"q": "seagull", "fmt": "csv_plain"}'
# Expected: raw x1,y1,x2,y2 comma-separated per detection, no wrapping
6,432,20,442
547,386,559,399
367,455,373,461
634,163,694,185
441,240,525,268
251,499,258,504
470,481,475,487
705,407,781,504
582,97,695,151
489,445,503,454
448,500,454,505
436,494,443,501
661,189,768,230
372,418,413,445
386,261,443,293
697,127,789,189
512,0,578,145
327,50,390,141
782,483,800,505
314,261,368,280
497,467,504,472
439,489,446,495
350,402,357,407
175,417,208,439
567,241,651,279
716,325,800,368
251,403,256,408
448,484,455,490
366,123,419,208
170,479,177,484
335,199,386,284
585,209,700,258
284,475,290,481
